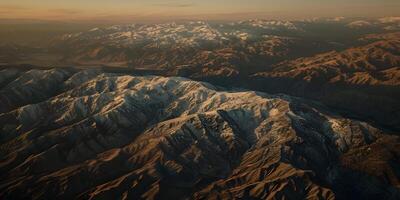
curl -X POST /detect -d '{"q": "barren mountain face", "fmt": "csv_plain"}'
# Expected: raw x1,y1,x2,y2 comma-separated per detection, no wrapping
0,68,399,199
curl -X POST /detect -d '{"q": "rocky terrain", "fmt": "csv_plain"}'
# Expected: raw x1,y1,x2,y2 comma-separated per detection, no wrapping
31,20,399,133
1,17,400,199
251,32,400,131
1,68,399,199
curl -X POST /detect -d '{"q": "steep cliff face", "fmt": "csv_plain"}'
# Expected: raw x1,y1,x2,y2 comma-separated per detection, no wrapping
0,68,399,199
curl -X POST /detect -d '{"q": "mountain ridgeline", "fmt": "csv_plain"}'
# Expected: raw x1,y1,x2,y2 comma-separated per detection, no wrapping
0,68,399,199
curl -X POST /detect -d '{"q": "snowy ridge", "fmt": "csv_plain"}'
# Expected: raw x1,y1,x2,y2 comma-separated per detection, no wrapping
0,68,399,199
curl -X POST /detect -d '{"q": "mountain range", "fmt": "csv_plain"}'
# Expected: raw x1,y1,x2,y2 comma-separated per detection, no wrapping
34,19,400,131
0,17,400,199
0,68,399,199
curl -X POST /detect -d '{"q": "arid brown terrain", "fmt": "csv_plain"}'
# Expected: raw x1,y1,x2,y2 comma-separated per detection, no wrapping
1,18,400,200
0,68,399,199
251,32,400,131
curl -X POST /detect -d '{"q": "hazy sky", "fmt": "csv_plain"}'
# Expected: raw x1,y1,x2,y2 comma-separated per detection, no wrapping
1,0,399,22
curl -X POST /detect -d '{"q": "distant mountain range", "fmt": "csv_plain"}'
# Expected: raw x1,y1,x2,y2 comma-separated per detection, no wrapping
47,18,399,69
